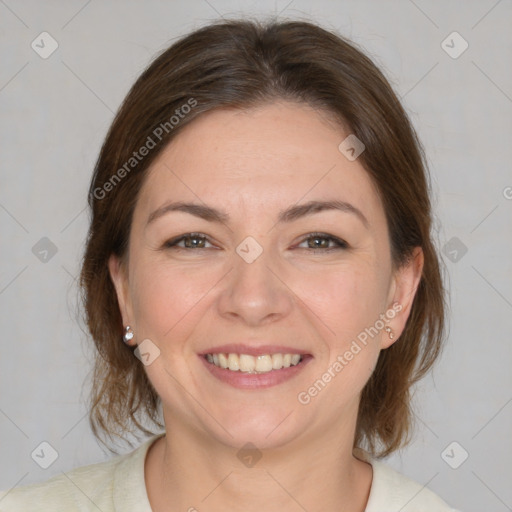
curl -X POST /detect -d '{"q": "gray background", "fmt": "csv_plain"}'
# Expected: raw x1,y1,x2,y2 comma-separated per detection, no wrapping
1,1,511,511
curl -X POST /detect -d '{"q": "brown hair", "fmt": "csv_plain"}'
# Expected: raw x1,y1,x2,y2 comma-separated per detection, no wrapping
80,17,446,457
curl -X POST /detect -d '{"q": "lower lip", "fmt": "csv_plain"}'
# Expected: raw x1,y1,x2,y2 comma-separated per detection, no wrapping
199,355,313,389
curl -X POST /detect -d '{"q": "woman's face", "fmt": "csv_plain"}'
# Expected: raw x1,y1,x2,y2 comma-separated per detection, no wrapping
109,101,422,450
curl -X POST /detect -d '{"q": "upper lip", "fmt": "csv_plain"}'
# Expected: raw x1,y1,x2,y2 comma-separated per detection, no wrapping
198,343,310,357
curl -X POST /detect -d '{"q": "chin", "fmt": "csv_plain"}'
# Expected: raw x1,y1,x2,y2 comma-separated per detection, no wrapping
203,405,305,451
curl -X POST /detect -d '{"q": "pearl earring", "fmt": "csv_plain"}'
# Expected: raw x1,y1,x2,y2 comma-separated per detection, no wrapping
384,326,394,339
123,325,134,344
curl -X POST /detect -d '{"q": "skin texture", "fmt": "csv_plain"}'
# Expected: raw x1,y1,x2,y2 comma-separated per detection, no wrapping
109,101,423,512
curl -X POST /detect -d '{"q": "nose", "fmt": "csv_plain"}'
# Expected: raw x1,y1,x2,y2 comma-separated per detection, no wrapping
216,242,294,327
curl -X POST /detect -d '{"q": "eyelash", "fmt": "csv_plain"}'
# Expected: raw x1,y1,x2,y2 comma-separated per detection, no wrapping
163,232,348,252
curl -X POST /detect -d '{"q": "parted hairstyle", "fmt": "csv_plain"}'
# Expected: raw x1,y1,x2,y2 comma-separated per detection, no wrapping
80,17,446,457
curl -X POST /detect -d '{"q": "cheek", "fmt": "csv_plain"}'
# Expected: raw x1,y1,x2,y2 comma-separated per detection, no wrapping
296,263,387,340
295,264,387,390
130,259,215,345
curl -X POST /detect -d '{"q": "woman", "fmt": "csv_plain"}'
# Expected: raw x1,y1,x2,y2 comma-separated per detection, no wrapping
0,18,460,511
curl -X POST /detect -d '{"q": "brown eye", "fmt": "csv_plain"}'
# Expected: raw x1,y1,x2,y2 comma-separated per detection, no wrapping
164,233,212,249
298,233,348,251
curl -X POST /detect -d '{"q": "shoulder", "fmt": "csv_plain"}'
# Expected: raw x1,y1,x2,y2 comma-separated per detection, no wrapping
0,457,118,511
0,435,162,512
0,454,123,511
362,454,461,512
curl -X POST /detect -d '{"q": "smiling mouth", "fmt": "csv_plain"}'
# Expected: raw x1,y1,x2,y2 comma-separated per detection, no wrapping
203,353,306,374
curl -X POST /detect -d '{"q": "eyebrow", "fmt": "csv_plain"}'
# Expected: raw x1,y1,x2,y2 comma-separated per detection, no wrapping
147,199,369,228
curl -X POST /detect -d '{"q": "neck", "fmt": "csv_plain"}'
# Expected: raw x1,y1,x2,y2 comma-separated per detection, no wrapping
145,416,373,512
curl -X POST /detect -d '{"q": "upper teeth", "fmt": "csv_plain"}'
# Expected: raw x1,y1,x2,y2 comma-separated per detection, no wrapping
206,353,302,373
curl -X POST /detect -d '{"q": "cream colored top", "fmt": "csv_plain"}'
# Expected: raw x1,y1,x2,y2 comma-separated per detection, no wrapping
0,434,460,511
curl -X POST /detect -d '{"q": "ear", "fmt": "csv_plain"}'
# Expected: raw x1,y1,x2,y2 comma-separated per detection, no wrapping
381,246,424,349
108,254,134,342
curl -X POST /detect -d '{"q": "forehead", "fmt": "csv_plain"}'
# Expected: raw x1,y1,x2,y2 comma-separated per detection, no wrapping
136,101,383,225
